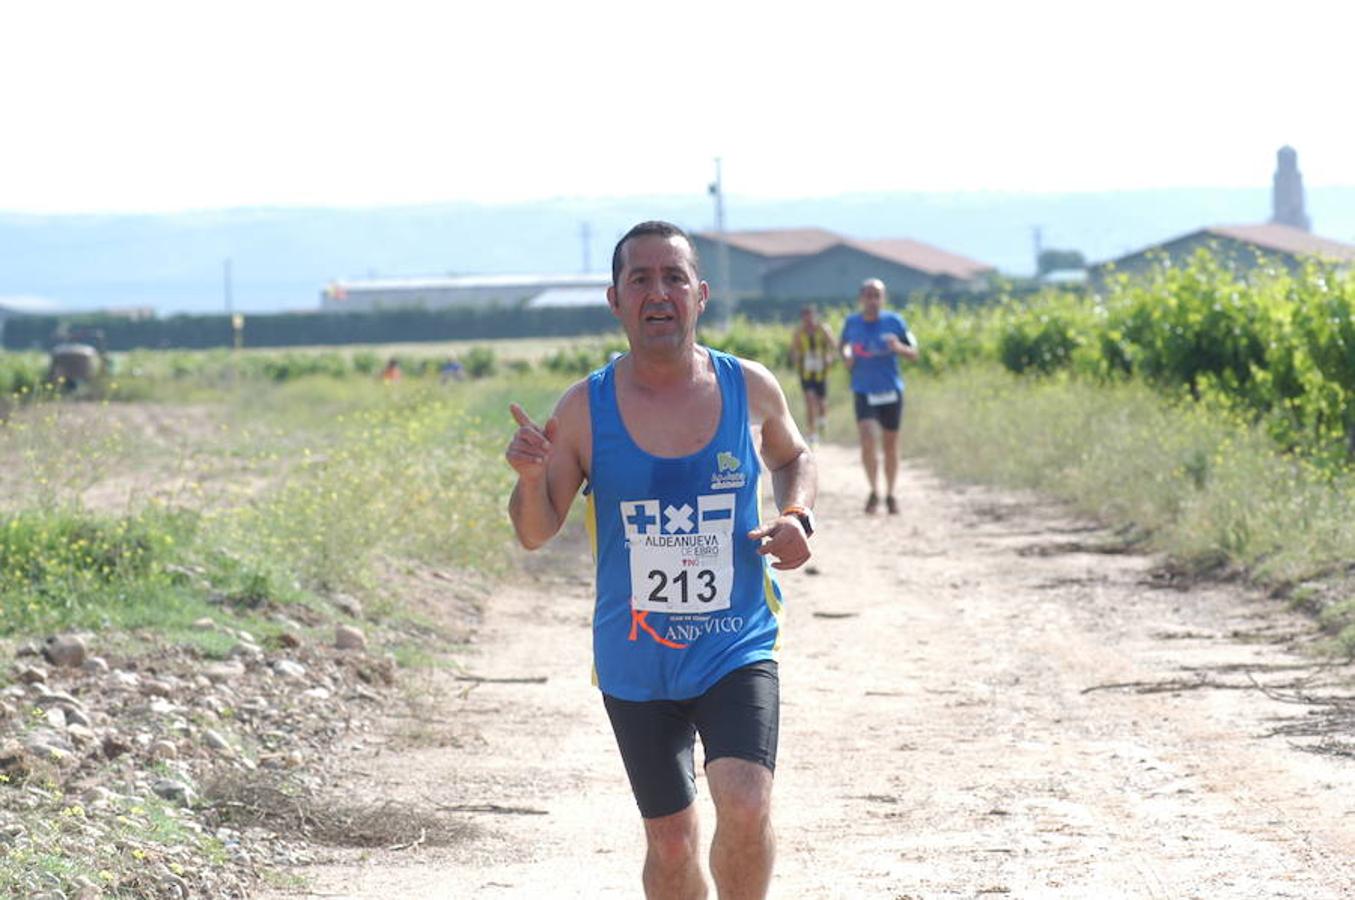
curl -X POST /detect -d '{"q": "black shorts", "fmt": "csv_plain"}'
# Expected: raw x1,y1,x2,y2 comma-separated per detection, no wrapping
853,391,904,431
602,660,780,819
800,379,827,399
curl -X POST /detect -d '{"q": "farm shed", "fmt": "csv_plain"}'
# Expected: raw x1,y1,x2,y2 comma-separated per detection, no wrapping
320,274,611,312
1092,224,1355,283
695,228,995,302
762,238,995,300
691,228,842,300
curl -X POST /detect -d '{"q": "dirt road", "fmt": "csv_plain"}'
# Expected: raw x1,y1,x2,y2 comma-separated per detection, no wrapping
266,444,1355,898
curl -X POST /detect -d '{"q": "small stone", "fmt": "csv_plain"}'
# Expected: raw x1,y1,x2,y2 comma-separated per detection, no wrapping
65,707,92,728
278,631,302,649
42,634,88,668
335,624,367,651
81,656,110,675
140,678,175,698
273,660,307,681
111,670,141,689
15,640,40,657
203,661,247,682
237,697,270,716
149,740,178,760
151,778,195,807
0,823,27,843
22,729,72,761
44,706,68,729
0,741,31,778
192,617,217,631
66,723,96,745
0,700,13,720
203,730,232,754
227,642,263,661
17,665,48,684
236,629,257,643
102,734,133,760
34,690,84,711
333,594,363,619
300,686,332,701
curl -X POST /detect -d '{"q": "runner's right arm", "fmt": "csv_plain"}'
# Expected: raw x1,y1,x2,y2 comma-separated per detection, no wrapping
506,381,589,549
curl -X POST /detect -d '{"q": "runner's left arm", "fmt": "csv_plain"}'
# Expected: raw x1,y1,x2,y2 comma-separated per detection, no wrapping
741,360,816,569
884,317,920,363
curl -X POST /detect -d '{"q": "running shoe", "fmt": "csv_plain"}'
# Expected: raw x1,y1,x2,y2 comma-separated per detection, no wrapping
886,495,899,515
864,492,879,514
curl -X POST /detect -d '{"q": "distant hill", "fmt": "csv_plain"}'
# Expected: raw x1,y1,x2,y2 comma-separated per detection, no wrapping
3,188,1354,315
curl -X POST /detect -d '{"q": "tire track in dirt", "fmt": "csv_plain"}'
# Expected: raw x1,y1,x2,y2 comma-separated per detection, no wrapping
264,444,1355,898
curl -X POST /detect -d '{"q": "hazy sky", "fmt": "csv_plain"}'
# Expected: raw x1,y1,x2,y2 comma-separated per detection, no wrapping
4,0,1352,213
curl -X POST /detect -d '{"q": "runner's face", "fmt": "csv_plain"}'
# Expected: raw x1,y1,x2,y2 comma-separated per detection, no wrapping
859,284,884,319
607,235,708,351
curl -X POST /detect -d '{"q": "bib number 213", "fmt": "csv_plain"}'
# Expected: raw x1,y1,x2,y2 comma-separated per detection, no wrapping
646,567,718,605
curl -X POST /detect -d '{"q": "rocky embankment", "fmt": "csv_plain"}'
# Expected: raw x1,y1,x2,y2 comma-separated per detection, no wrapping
0,612,399,899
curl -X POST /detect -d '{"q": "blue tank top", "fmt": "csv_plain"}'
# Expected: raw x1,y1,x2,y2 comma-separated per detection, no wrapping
585,347,783,701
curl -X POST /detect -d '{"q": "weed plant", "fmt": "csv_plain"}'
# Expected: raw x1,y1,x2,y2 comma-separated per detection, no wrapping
0,367,577,641
905,365,1355,645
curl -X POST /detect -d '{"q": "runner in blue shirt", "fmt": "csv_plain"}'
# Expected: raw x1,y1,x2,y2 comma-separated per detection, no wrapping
506,221,817,899
839,278,919,514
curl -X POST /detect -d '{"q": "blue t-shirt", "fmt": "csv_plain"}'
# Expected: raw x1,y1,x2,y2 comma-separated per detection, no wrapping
584,348,784,701
841,310,912,395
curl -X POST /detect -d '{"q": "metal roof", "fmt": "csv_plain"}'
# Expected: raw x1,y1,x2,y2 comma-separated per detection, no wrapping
332,273,610,292
1202,224,1355,262
694,228,843,258
525,286,609,309
0,295,65,316
1101,223,1355,268
847,239,995,280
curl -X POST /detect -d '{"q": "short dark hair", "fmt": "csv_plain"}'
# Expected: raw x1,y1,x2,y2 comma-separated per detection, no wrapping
611,221,701,287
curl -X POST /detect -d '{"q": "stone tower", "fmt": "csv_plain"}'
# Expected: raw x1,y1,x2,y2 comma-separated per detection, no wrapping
1271,145,1311,232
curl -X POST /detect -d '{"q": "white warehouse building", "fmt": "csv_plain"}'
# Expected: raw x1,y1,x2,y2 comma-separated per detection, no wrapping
320,274,610,312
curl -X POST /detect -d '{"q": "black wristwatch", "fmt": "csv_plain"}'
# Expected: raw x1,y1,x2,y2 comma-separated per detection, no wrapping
781,505,815,537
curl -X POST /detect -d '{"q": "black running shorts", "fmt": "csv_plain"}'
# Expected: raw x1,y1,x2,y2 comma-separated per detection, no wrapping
853,391,904,431
800,379,828,399
602,660,780,819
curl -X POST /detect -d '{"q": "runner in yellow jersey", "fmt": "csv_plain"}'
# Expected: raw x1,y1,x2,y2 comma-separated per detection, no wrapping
788,305,836,445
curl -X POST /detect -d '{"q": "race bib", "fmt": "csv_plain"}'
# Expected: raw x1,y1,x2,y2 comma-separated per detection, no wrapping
623,495,735,613
866,389,900,406
802,352,825,374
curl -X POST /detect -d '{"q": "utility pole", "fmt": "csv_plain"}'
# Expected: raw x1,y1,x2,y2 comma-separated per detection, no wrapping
1031,226,1044,277
224,257,243,360
223,257,234,318
580,222,592,273
708,157,733,327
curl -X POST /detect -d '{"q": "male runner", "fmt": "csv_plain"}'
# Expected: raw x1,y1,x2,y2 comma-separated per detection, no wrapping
840,278,918,514
788,304,835,444
506,221,817,899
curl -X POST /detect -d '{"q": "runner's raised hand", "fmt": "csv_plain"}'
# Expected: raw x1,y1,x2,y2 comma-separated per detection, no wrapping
505,402,560,479
748,517,811,571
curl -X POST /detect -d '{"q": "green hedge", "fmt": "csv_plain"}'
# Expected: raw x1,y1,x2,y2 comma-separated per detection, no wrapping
3,304,620,352
3,284,1025,353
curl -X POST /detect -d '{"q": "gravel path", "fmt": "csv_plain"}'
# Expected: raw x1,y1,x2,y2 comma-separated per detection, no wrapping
262,444,1355,898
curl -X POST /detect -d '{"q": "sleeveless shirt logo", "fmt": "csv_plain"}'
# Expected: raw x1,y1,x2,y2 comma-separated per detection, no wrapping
711,449,746,490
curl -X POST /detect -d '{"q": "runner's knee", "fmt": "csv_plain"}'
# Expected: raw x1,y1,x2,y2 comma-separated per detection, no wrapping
644,814,700,868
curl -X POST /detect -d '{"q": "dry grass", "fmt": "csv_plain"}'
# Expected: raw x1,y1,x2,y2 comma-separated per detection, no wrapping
201,770,480,849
